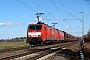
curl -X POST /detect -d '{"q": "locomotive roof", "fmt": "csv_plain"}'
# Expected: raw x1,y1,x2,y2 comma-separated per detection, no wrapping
37,21,44,24
29,22,61,30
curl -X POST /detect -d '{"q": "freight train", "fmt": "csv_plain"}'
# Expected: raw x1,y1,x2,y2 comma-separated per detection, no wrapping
26,22,77,45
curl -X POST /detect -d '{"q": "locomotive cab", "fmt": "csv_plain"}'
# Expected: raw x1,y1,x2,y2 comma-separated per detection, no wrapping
27,24,42,45
27,22,47,45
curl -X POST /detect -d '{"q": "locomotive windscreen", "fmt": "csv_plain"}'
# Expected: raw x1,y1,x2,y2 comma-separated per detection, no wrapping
29,25,42,30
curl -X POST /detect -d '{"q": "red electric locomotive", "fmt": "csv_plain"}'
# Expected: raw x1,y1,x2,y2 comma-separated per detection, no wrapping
26,13,77,45
26,22,64,45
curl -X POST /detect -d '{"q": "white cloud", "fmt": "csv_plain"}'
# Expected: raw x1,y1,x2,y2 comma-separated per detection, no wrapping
5,22,13,26
55,16,58,20
65,26,68,29
0,22,13,26
0,33,7,35
63,26,69,31
17,23,20,25
0,23,5,25
0,22,22,27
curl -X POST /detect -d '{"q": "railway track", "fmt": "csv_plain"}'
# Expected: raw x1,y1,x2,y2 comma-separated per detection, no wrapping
0,41,80,60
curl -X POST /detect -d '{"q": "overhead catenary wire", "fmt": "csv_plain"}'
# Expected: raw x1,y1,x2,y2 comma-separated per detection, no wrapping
58,0,68,13
58,0,83,36
30,0,54,21
18,0,54,24
58,0,84,37
18,0,36,12
51,0,81,36
51,0,65,19
51,0,72,29
18,0,73,32
68,13,81,21
58,0,81,21
30,0,49,13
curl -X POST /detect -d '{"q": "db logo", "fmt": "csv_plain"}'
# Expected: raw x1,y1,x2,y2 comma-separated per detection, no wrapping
52,31,54,35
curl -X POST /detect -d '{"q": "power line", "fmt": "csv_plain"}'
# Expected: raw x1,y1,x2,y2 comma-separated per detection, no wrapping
51,0,72,28
58,0,84,35
30,0,52,20
30,0,49,13
51,0,65,19
18,0,36,12
58,0,68,13
68,13,81,21
43,13,51,19
58,0,81,21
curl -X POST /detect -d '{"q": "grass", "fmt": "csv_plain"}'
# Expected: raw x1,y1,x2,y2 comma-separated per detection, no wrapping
0,42,30,49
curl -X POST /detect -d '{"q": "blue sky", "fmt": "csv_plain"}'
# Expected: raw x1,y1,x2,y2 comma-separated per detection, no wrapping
0,0,90,39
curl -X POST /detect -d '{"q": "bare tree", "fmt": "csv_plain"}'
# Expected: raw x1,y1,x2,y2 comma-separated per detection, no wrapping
84,28,90,42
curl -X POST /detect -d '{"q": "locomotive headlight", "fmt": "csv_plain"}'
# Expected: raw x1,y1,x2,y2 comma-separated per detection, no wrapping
38,35,41,37
28,35,31,37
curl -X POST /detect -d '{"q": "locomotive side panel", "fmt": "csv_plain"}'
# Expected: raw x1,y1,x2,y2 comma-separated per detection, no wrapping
40,24,47,41
45,26,52,40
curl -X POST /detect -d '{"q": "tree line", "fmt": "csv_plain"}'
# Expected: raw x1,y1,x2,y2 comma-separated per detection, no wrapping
0,37,26,42
84,29,90,42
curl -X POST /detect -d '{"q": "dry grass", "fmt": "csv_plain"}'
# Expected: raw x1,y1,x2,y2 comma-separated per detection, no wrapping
84,42,90,60
0,42,29,49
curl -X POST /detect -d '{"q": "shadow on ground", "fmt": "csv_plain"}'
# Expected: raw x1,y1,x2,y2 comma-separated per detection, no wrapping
84,48,90,60
56,49,80,60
